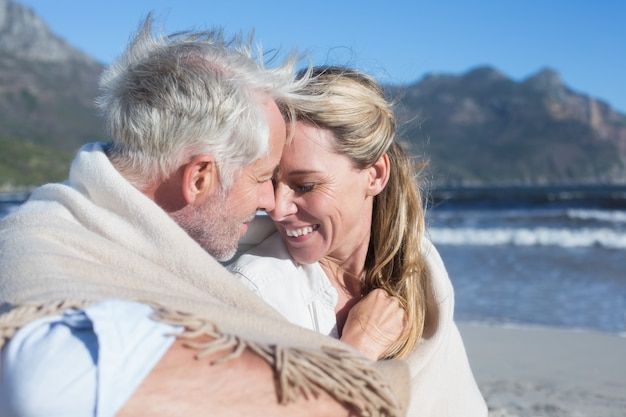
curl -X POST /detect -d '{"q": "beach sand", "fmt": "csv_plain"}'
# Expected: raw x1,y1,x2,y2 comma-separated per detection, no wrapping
458,323,626,417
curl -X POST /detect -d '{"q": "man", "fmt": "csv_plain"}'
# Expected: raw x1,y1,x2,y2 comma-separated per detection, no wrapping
0,16,408,417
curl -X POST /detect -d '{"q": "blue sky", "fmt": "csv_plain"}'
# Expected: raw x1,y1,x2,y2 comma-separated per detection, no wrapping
19,0,626,113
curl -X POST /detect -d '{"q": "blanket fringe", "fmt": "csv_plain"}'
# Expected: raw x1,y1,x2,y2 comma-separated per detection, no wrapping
152,306,400,417
0,301,401,416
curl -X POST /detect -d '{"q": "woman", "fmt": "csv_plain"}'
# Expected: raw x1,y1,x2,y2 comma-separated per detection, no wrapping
229,67,486,415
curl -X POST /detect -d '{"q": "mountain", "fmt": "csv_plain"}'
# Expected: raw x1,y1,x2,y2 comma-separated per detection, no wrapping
0,0,106,188
1,0,626,190
387,67,626,186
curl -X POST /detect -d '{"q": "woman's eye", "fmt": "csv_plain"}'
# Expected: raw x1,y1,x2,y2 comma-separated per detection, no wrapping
298,184,315,193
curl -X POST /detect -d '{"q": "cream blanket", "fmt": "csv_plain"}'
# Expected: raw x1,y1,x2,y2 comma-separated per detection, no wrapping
0,143,409,416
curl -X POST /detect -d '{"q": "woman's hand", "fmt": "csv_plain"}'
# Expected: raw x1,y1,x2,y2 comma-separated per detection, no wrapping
340,289,406,360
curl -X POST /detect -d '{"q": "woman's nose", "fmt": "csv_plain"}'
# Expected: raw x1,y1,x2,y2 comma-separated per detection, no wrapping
269,183,297,221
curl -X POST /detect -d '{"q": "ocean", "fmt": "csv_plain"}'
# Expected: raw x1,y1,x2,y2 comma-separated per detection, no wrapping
2,187,625,335
427,186,626,335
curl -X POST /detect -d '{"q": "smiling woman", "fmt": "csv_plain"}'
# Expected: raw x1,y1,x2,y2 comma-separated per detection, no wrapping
271,121,379,266
228,66,488,417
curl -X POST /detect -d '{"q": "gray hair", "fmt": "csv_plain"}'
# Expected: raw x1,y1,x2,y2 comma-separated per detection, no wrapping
96,15,308,190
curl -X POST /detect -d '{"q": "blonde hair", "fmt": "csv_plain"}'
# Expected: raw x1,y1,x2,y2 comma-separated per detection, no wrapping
294,67,430,359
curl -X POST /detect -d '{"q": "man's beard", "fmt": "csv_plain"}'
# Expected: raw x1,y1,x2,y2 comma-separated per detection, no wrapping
171,189,243,262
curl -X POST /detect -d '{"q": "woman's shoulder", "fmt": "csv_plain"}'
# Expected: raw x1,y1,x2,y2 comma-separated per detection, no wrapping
421,237,455,303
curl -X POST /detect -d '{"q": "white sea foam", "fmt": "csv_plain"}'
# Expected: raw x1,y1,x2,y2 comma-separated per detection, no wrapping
566,209,626,224
429,226,626,249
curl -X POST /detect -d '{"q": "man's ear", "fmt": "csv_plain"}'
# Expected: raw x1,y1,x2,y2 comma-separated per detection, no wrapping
366,153,390,197
181,154,220,204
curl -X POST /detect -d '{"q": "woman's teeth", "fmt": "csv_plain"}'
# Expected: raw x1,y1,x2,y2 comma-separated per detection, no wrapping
285,225,317,237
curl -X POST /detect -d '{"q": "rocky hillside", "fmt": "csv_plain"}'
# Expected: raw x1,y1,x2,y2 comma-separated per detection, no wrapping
0,0,106,189
388,67,626,186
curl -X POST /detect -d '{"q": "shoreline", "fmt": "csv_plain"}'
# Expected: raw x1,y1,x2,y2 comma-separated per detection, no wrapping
458,323,626,417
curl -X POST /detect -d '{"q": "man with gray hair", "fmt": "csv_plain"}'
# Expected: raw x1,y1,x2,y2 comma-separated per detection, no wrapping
0,15,408,417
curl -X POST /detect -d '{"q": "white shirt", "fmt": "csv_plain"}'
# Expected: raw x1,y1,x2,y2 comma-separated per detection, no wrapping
0,300,182,417
228,232,339,338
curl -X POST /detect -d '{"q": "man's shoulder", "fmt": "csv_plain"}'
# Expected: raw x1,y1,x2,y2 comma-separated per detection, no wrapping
0,300,180,417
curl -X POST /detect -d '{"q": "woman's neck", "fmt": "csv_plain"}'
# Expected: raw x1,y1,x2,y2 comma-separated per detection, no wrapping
319,227,371,297
319,257,365,336
319,260,362,297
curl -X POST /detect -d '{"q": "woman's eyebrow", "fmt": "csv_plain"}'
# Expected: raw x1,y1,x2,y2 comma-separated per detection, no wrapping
285,169,322,176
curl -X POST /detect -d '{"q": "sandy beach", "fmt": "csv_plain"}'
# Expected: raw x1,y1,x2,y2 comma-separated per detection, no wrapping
458,323,626,417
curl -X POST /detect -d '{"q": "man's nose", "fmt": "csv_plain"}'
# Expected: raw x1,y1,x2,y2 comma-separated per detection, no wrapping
257,180,275,212
268,183,296,221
